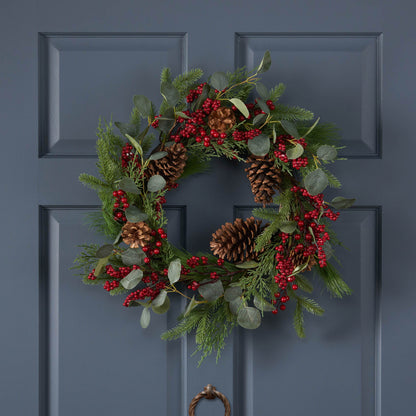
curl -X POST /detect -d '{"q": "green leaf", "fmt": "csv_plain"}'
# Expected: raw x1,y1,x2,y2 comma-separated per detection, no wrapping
235,260,259,269
119,177,140,194
257,50,271,74
175,111,191,119
303,117,320,137
121,248,145,266
121,269,143,290
224,286,242,302
140,308,151,329
158,107,175,134
256,98,270,114
113,230,123,245
125,206,148,222
286,143,304,160
115,121,141,138
256,82,269,100
149,151,168,161
152,295,170,314
168,258,181,284
323,241,334,260
317,145,337,161
210,72,228,91
133,95,152,117
94,257,108,276
125,134,143,156
279,221,297,234
254,296,275,312
247,134,270,157
253,113,267,127
198,280,224,302
229,98,249,118
330,196,356,209
193,84,209,111
95,244,114,258
152,290,167,307
161,82,180,106
184,296,198,316
147,175,166,192
280,120,300,138
229,297,244,315
237,307,261,329
304,168,328,196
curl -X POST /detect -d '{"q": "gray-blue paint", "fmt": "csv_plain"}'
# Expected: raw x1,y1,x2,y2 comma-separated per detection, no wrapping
1,1,415,416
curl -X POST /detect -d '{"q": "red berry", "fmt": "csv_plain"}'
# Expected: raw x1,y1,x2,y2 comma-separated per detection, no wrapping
155,241,162,247
272,310,278,315
153,248,160,255
161,233,167,239
292,284,298,291
144,257,150,264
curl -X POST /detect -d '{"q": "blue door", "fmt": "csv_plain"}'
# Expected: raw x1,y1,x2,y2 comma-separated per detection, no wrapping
1,1,414,415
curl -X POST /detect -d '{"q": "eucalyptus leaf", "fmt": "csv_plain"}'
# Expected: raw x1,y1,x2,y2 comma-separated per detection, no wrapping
140,308,151,329
168,258,181,284
149,151,168,161
257,50,271,73
147,175,166,192
256,82,269,100
280,120,300,138
184,296,198,317
210,71,228,91
224,286,242,302
152,296,170,314
152,290,167,307
121,269,143,290
237,307,261,329
254,296,275,312
286,143,304,160
247,134,270,157
193,84,209,111
303,117,320,137
160,82,180,106
175,111,191,119
279,220,297,234
304,168,328,196
125,134,143,156
253,113,267,127
94,257,109,277
119,177,140,194
229,98,249,118
256,98,270,114
317,145,337,161
95,244,114,258
235,260,259,269
198,279,224,302
158,107,175,134
133,95,152,117
113,230,123,245
229,297,244,315
323,241,334,260
114,121,140,138
121,248,145,267
330,196,356,209
125,206,148,222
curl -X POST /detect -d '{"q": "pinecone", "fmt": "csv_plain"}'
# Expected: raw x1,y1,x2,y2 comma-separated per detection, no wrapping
245,156,283,206
146,143,187,186
289,247,316,271
210,217,265,263
121,221,153,249
207,107,236,133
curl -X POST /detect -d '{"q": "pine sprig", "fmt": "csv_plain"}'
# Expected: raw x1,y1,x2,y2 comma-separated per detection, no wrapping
79,173,110,192
272,104,314,121
315,261,352,298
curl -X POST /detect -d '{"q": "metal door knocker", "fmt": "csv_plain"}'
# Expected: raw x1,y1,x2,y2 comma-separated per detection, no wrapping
188,384,231,416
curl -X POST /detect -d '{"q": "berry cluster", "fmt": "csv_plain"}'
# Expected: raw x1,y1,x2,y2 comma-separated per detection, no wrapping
232,128,262,142
112,189,128,223
123,286,163,307
273,135,309,169
121,142,140,169
186,82,207,103
142,228,167,264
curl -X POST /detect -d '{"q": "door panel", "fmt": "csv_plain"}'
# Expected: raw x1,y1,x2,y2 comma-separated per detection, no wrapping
2,1,415,416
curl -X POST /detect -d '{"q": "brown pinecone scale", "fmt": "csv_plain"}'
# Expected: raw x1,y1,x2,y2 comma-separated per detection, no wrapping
245,156,283,206
146,143,187,186
207,106,236,133
289,247,316,271
210,217,265,263
121,221,153,249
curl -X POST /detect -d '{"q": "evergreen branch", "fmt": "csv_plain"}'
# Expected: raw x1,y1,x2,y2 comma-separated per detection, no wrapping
79,173,110,191
269,83,286,102
322,167,342,189
173,68,204,100
160,67,172,84
295,275,314,293
272,104,314,121
293,299,305,338
315,262,352,298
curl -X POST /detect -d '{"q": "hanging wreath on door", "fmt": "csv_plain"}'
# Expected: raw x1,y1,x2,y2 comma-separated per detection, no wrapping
73,51,355,363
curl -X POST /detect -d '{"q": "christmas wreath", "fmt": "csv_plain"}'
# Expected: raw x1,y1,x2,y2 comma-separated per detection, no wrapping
74,51,355,363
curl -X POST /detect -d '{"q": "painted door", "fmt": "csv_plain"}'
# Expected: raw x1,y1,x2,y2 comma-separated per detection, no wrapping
1,1,414,415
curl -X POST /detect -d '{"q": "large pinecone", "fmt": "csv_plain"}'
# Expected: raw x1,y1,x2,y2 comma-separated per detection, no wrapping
289,247,316,271
146,143,187,186
245,156,282,206
207,107,236,133
121,221,153,249
210,217,265,263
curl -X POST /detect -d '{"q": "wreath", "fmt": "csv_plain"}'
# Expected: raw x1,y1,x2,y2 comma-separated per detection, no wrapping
74,51,355,363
